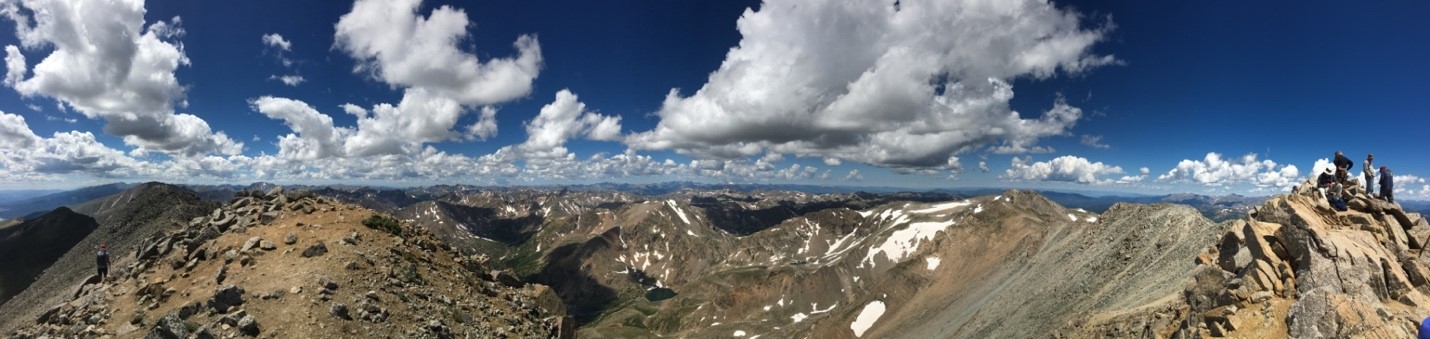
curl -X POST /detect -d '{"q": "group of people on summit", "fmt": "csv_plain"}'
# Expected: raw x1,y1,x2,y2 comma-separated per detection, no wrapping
1319,150,1395,211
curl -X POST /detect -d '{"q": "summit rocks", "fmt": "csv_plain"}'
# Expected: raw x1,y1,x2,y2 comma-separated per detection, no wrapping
1069,178,1430,338
4,186,569,338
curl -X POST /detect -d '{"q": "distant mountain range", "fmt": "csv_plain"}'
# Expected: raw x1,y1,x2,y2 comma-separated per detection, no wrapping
0,183,134,220
6,181,1425,224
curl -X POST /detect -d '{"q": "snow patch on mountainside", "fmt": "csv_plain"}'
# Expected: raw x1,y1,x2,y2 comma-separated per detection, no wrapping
864,219,956,266
851,300,887,337
911,200,971,214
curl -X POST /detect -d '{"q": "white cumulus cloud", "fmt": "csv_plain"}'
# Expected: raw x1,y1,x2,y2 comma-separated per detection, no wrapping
627,0,1114,169
262,33,292,51
1,1,240,156
1158,152,1300,190
1002,155,1124,184
334,0,542,106
342,88,465,157
0,111,41,149
270,75,305,86
514,90,622,158
249,97,349,161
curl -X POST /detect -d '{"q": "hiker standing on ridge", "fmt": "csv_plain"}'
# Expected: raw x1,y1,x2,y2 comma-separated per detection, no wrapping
1334,150,1353,184
1380,166,1395,203
1364,153,1376,195
96,243,110,283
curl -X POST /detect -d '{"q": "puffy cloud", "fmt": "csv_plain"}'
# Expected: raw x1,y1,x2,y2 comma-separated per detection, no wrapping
3,45,21,86
462,106,499,141
978,161,990,173
0,111,40,149
1158,153,1300,190
261,33,291,51
1,1,240,156
1116,167,1150,184
627,0,1113,169
1002,155,1124,184
1080,135,1109,149
514,90,622,157
334,0,542,106
844,169,864,181
343,88,464,156
249,97,349,160
823,157,842,166
270,75,305,86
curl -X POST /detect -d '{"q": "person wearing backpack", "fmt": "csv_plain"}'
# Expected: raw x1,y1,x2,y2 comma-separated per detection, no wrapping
1334,150,1354,184
96,243,110,283
1380,166,1395,203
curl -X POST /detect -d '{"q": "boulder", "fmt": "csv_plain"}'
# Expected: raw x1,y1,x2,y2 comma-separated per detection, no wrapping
1286,287,1406,338
209,212,235,232
237,315,259,336
241,236,261,252
330,303,351,320
185,226,222,255
208,285,244,313
492,269,525,288
283,233,297,245
1348,198,1370,212
302,242,328,258
1388,208,1416,231
1216,229,1247,272
259,211,279,224
214,265,227,284
1382,216,1410,253
143,313,189,339
1402,257,1430,287
1380,258,1413,299
259,240,277,251
1408,225,1430,250
1242,222,1284,264
319,276,339,290
232,197,253,209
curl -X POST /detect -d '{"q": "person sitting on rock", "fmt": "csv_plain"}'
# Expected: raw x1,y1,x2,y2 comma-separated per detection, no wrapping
1364,153,1376,195
1317,167,1337,198
96,243,110,283
1326,182,1349,211
1380,166,1395,203
1334,150,1353,184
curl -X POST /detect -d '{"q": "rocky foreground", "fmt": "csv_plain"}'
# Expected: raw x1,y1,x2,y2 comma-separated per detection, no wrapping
6,188,572,338
1071,179,1430,338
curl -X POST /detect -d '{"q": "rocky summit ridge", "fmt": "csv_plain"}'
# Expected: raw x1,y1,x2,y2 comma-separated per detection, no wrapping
1068,178,1430,338
5,187,570,339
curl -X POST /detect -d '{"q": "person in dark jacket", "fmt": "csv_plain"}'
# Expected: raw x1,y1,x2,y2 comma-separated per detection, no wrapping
1318,167,1336,188
96,243,110,283
1317,167,1347,210
1334,151,1353,184
1380,166,1395,203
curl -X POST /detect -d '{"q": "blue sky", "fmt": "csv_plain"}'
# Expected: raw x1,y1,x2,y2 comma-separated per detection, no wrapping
0,0,1427,199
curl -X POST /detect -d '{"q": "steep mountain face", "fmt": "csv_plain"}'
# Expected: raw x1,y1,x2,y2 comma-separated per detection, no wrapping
1066,179,1430,338
4,187,568,338
385,187,1215,338
0,207,100,305
0,183,133,220
0,182,217,333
